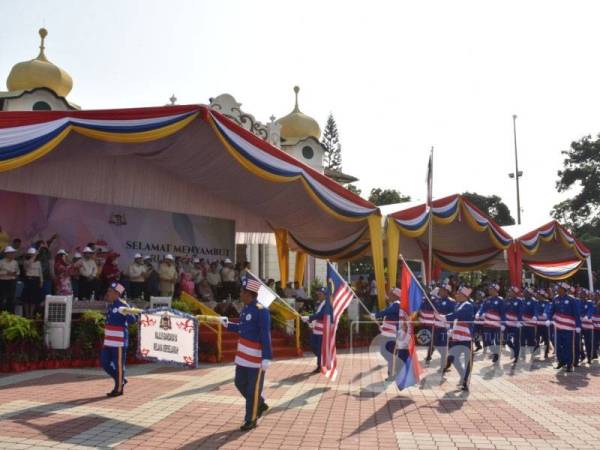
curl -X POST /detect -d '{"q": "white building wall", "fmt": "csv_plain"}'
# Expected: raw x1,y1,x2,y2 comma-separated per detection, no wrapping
3,90,71,111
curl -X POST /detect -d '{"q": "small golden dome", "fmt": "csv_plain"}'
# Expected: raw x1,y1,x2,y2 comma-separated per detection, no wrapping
6,28,73,97
276,86,321,141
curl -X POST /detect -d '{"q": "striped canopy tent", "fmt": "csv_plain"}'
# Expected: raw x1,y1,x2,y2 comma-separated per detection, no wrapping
384,194,513,288
0,105,386,304
505,221,592,289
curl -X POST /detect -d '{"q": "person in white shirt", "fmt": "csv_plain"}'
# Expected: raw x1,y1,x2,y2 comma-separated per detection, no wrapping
127,253,146,300
206,262,222,298
220,258,236,299
78,247,99,300
0,246,20,312
22,248,43,318
158,254,177,297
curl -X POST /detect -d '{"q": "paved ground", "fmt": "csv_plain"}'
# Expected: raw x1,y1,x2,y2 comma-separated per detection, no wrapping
0,347,599,449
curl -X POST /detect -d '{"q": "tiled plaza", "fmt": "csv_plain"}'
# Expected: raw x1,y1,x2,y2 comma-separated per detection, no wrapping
0,348,598,449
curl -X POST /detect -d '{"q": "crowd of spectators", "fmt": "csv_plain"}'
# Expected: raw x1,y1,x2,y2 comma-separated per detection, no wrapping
0,234,258,318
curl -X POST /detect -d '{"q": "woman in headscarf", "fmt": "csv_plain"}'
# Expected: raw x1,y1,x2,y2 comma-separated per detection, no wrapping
53,249,73,296
22,247,43,318
101,253,121,297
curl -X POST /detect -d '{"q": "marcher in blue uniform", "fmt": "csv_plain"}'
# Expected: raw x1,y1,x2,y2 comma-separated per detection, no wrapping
592,292,600,360
101,282,137,397
221,278,272,431
444,286,475,391
520,287,539,360
372,288,401,380
472,290,486,352
433,284,456,373
534,290,552,358
504,287,523,364
477,284,505,363
579,289,595,364
302,287,326,373
548,282,581,372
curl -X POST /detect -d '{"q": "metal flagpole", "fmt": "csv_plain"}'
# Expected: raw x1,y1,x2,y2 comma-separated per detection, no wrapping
427,147,434,286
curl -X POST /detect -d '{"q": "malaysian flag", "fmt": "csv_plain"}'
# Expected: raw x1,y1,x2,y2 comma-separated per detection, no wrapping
321,262,355,381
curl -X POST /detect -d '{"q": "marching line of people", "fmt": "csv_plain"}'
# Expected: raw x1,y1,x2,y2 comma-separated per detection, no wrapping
364,280,600,393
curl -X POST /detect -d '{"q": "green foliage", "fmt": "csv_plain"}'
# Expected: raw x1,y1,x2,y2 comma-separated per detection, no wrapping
310,277,324,301
0,312,39,343
71,310,105,357
321,113,342,171
346,184,362,197
172,299,194,314
552,134,600,232
462,192,515,226
368,188,411,206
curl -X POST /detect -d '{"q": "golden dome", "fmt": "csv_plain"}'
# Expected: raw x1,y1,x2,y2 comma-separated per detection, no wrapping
6,28,73,97
276,86,321,141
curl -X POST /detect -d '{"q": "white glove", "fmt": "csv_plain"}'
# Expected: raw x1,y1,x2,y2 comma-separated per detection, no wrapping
545,320,551,327
261,359,271,370
219,316,229,327
301,316,309,323
117,306,127,315
517,323,522,328
475,314,480,320
370,313,376,319
500,325,506,332
576,327,581,333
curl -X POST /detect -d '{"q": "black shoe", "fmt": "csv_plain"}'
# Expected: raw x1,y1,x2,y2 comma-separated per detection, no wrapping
257,403,269,419
555,363,564,370
442,363,451,374
106,391,123,397
240,420,257,431
492,354,499,363
566,366,574,373
511,358,518,365
474,345,482,353
588,358,592,364
461,384,469,392
532,345,540,354
574,363,579,368
312,367,321,374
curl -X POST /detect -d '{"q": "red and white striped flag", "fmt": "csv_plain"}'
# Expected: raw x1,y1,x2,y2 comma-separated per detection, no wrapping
321,262,355,381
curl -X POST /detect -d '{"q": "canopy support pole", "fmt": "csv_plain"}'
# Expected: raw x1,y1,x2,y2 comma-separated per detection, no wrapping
386,219,400,289
368,215,386,310
294,251,307,286
274,229,289,289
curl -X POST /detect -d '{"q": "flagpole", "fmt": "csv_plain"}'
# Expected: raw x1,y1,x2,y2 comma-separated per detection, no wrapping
399,254,439,316
427,147,434,286
246,270,300,318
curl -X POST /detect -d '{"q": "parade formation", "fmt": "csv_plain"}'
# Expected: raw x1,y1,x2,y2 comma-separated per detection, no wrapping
1,8,599,448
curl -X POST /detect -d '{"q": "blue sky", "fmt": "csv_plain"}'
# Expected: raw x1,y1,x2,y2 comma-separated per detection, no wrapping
1,0,599,227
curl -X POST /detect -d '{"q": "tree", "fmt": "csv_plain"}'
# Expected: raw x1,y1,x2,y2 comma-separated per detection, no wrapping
368,188,411,206
321,113,342,171
551,134,600,232
346,184,362,196
462,192,515,226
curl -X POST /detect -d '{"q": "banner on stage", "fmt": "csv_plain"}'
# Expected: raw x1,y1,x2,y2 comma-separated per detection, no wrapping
0,190,235,266
138,308,198,368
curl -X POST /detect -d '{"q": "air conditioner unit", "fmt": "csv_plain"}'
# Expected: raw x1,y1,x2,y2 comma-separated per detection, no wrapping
150,296,172,309
44,295,73,349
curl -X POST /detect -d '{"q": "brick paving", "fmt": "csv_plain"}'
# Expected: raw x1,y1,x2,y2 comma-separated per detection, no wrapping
0,348,599,449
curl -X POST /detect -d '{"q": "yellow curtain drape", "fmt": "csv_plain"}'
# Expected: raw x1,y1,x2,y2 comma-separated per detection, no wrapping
386,219,400,290
368,215,386,310
274,229,289,288
294,251,307,285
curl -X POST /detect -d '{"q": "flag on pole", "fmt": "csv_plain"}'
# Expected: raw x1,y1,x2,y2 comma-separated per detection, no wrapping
400,261,423,314
243,271,277,308
426,147,433,207
396,261,423,390
321,262,354,381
